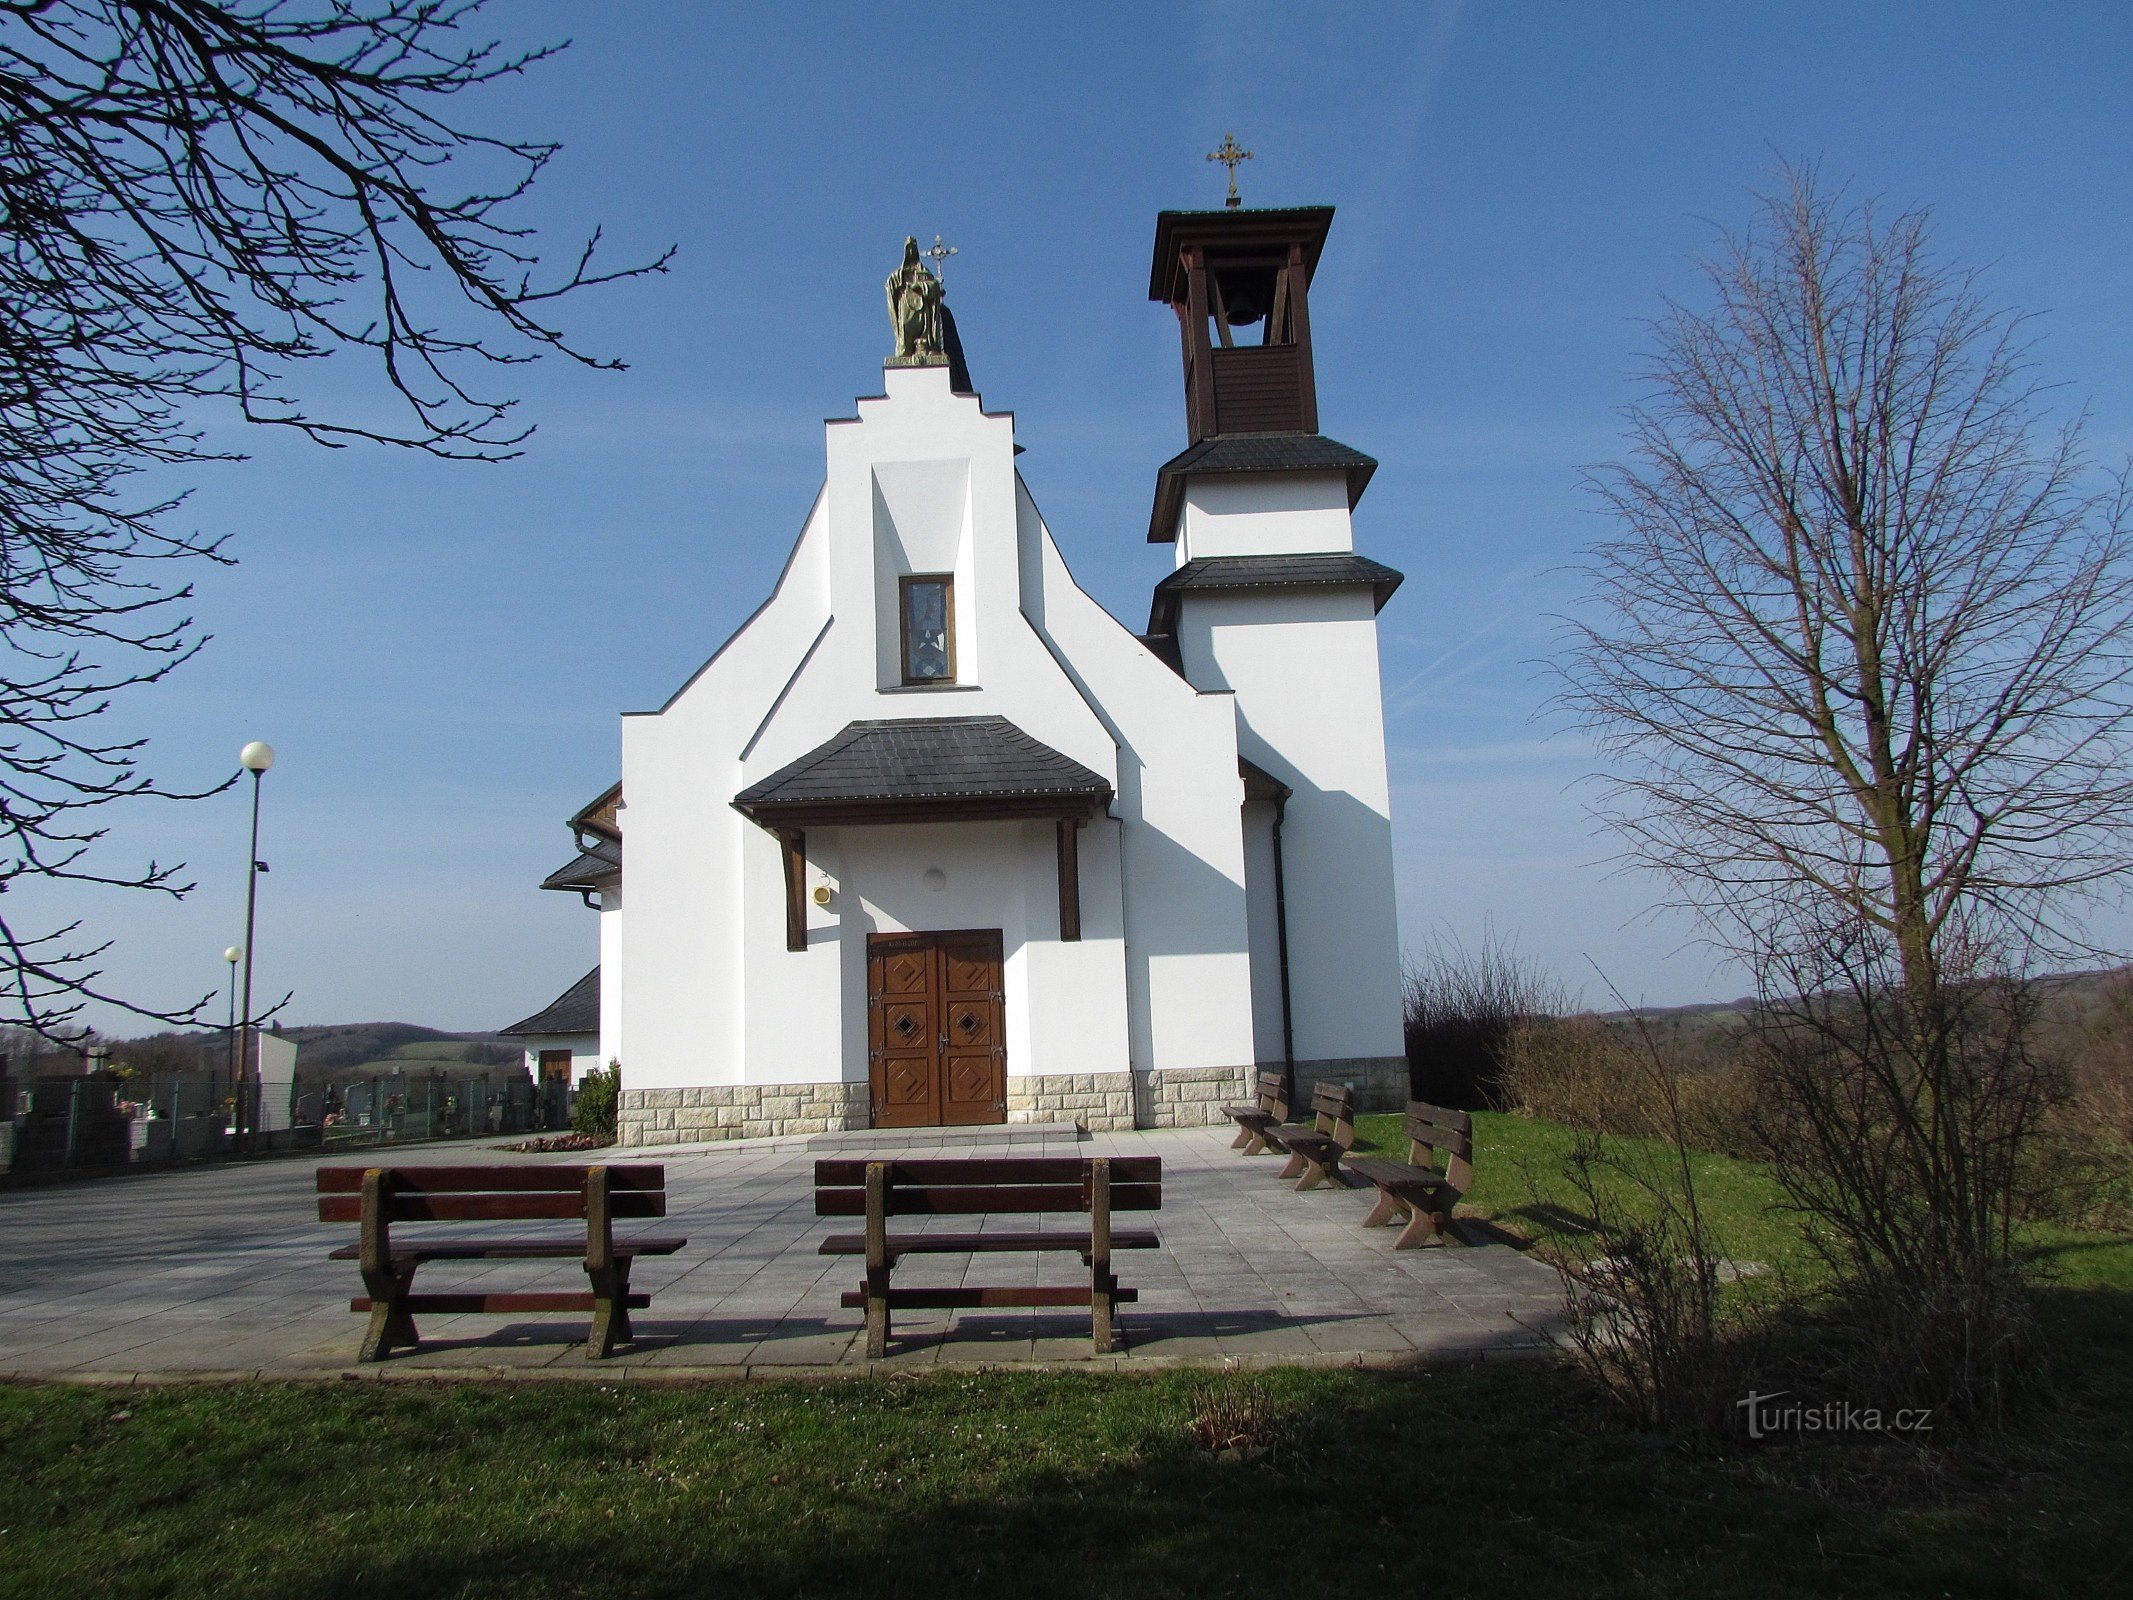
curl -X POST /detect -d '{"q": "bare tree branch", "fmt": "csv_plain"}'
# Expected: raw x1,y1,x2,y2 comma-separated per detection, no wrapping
0,2,669,1040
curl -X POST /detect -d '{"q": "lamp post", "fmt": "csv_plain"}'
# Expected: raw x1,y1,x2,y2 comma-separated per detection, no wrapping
222,945,241,1125
236,741,274,1149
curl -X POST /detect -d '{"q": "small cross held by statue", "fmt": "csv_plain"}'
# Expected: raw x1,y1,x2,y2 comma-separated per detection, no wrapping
1207,133,1253,209
922,234,958,285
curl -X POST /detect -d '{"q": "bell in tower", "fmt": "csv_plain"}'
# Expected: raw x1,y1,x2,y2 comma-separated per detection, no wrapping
1149,205,1333,442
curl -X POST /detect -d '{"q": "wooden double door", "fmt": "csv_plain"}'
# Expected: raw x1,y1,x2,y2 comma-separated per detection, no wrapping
867,930,1006,1127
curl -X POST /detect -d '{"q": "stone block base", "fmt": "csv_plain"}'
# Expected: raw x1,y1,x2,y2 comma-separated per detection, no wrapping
617,1082,870,1147
1140,1064,1253,1128
1006,1072,1134,1132
614,1059,1387,1145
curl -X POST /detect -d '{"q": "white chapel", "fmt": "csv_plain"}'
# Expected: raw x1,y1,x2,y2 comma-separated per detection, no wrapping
509,203,1409,1145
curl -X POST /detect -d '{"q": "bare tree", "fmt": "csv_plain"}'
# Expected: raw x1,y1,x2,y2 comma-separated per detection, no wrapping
1562,165,2132,1410
1565,165,2133,1000
0,2,667,1038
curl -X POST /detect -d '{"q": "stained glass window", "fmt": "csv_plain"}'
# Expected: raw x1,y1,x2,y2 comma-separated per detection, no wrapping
901,576,953,683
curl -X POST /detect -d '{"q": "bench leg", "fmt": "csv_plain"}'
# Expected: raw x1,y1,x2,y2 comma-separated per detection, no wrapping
1092,1269,1116,1354
1295,1156,1337,1192
585,1260,636,1361
1230,1124,1253,1150
1277,1150,1306,1181
864,1269,890,1360
1394,1205,1452,1249
358,1266,419,1361
863,1160,891,1359
1362,1189,1408,1230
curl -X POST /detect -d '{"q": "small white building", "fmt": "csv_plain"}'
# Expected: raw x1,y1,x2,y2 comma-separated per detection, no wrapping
513,203,1408,1144
500,962,602,1121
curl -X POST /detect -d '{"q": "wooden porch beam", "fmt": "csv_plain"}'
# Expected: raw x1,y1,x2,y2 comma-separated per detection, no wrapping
1056,817,1082,942
780,830,807,952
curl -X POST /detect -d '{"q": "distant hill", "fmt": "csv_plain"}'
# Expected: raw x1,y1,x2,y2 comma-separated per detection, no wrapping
279,1022,518,1076
1597,962,2133,1040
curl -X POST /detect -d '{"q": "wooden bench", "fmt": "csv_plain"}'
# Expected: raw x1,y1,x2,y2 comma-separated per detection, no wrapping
1263,1082,1357,1190
316,1164,686,1361
1221,1070,1291,1154
816,1156,1161,1357
1348,1102,1474,1248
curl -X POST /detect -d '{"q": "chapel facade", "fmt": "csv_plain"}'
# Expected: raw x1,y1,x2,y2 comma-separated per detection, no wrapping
514,202,1409,1144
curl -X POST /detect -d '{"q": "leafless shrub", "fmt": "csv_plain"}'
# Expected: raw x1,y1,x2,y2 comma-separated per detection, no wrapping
1182,1366,1276,1459
1747,931,2051,1423
2019,972,2133,1229
1404,929,1565,1109
1546,1016,1745,1434
1505,1012,1760,1157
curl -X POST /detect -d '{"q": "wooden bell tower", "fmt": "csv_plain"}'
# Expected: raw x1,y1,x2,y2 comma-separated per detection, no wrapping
1148,206,1335,444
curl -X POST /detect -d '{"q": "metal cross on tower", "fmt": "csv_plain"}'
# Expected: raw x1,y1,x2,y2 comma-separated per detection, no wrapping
1206,133,1253,209
922,233,958,284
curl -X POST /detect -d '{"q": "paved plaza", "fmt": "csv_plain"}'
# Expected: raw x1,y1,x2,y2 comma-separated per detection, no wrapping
0,1125,1564,1380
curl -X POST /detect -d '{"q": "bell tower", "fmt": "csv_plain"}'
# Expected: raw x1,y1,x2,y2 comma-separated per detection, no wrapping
1138,194,1409,1114
1151,205,1331,443
1142,206,1378,549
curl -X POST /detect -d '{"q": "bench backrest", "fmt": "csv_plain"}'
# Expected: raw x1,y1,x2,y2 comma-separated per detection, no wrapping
316,1165,669,1224
1308,1083,1357,1148
1401,1103,1474,1191
813,1156,1162,1218
1253,1071,1288,1117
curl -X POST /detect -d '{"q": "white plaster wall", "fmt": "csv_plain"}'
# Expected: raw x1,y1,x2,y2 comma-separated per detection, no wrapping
597,885,623,1069
870,458,973,688
619,361,1263,1095
1176,587,1405,1062
1239,799,1287,1065
819,819,1132,1084
1177,473,1354,563
617,494,832,1090
1017,482,1259,1075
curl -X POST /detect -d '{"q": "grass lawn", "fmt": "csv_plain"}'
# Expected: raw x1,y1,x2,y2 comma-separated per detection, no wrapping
1,1114,2127,1599
1354,1109,1821,1281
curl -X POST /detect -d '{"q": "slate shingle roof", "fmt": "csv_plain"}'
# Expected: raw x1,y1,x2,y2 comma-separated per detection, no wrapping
734,716,1112,820
540,836,620,894
502,966,599,1037
1147,553,1406,633
1148,432,1378,542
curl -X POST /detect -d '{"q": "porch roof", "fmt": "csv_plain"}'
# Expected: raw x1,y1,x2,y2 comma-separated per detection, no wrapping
733,715,1113,828
501,966,599,1037
539,836,620,893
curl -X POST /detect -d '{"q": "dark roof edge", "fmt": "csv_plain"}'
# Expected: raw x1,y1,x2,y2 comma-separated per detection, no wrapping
1146,554,1406,634
1147,433,1377,543
541,842,620,894
1239,756,1292,803
500,966,600,1037
1149,206,1337,302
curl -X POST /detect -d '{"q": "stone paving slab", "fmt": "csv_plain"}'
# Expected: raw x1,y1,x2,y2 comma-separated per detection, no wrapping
0,1126,1565,1381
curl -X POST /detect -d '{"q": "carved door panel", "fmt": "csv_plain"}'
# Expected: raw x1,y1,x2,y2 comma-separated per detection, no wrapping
868,936,939,1128
936,932,1006,1126
866,930,1006,1128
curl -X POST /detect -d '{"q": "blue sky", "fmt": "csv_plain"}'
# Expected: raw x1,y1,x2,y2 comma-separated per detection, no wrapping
41,1,2133,1033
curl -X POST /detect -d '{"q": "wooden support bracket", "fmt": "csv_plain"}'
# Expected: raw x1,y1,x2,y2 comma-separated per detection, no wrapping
1056,817,1082,942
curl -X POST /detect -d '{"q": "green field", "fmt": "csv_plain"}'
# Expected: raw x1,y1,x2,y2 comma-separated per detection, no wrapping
1,1113,2126,1599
